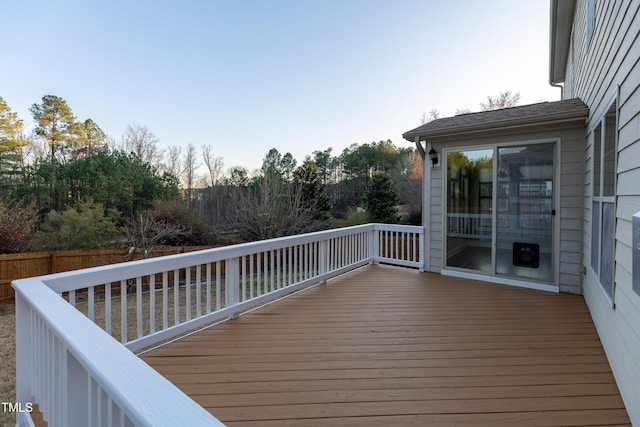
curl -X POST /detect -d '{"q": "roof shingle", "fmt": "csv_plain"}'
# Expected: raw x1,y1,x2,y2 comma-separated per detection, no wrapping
403,98,588,141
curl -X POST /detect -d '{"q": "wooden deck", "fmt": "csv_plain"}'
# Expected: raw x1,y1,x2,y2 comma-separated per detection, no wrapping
141,264,631,426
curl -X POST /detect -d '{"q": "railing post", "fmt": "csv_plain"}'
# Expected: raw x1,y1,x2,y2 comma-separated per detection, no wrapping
15,292,33,427
226,257,240,316
419,229,426,272
370,225,379,264
318,240,328,282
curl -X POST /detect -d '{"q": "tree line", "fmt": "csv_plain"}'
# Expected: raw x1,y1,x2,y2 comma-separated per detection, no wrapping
0,94,423,254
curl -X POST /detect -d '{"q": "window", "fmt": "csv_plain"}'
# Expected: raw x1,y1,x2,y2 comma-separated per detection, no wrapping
591,102,617,298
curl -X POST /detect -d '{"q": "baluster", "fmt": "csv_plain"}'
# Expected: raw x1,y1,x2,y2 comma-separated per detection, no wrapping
288,246,293,286
136,277,143,339
206,263,212,314
162,272,169,330
276,249,281,290
411,233,416,262
249,254,256,299
185,267,191,322
256,253,262,297
241,255,246,301
105,283,111,335
120,280,127,344
270,250,275,293
196,264,202,318
216,262,221,310
173,270,180,326
106,395,113,426
88,286,95,322
292,246,297,284
149,274,155,334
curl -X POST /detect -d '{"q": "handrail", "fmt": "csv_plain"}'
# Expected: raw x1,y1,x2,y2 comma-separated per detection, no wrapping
14,280,222,427
41,223,376,293
13,223,423,426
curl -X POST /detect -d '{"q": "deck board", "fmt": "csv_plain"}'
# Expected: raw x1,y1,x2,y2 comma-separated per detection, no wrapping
141,264,631,426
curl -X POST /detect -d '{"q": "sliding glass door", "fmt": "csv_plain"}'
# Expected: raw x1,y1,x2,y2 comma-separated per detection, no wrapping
495,144,555,282
445,143,556,284
446,149,494,273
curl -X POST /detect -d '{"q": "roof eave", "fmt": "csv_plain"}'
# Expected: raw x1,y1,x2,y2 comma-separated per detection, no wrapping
549,0,576,85
402,109,588,142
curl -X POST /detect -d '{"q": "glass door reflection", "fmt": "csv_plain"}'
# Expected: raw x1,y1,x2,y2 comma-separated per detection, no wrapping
445,149,494,273
495,144,555,282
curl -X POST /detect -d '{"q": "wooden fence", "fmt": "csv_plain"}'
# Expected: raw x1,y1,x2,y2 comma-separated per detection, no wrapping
0,246,215,302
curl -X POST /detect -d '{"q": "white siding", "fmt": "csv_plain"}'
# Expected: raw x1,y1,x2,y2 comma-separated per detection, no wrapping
429,165,443,272
564,0,640,423
559,131,587,293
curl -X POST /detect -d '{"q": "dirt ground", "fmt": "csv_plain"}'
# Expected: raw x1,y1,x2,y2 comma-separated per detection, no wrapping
0,302,16,426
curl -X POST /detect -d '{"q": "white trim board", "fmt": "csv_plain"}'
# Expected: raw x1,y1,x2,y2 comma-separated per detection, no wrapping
441,269,560,293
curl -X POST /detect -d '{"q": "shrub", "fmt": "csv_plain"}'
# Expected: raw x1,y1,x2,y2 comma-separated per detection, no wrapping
30,200,121,250
0,201,37,253
148,199,209,246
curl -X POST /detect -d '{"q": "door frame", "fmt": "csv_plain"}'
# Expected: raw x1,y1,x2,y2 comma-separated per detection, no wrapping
441,138,561,292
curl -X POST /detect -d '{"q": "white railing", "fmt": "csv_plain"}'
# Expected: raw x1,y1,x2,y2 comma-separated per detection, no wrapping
13,223,423,427
447,213,492,239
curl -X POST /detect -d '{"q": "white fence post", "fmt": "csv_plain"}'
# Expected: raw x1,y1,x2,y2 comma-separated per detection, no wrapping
370,225,380,264
226,257,240,315
419,228,426,272
318,240,328,281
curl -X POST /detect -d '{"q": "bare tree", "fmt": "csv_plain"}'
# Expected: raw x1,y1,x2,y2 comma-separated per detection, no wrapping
106,135,118,152
419,109,439,124
124,211,187,258
480,90,521,111
195,174,210,189
226,171,327,241
165,145,184,179
19,131,46,165
121,124,164,166
183,143,200,203
202,144,224,186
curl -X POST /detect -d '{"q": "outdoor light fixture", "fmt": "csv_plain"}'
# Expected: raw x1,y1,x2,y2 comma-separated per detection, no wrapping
428,147,438,167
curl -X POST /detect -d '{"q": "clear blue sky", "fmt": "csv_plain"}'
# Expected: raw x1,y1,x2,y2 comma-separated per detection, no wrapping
2,0,559,173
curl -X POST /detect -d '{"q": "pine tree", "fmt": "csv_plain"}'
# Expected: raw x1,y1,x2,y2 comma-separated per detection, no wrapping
30,95,82,158
0,97,26,185
293,158,331,224
363,171,399,223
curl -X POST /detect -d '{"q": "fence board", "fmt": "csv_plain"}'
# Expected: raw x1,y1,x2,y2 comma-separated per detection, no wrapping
0,246,215,302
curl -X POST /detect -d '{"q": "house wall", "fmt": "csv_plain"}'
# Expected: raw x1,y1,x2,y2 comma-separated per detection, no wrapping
563,0,640,423
424,125,585,293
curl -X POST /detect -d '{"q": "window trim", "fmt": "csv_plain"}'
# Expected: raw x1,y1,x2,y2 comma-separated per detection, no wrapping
590,97,618,305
